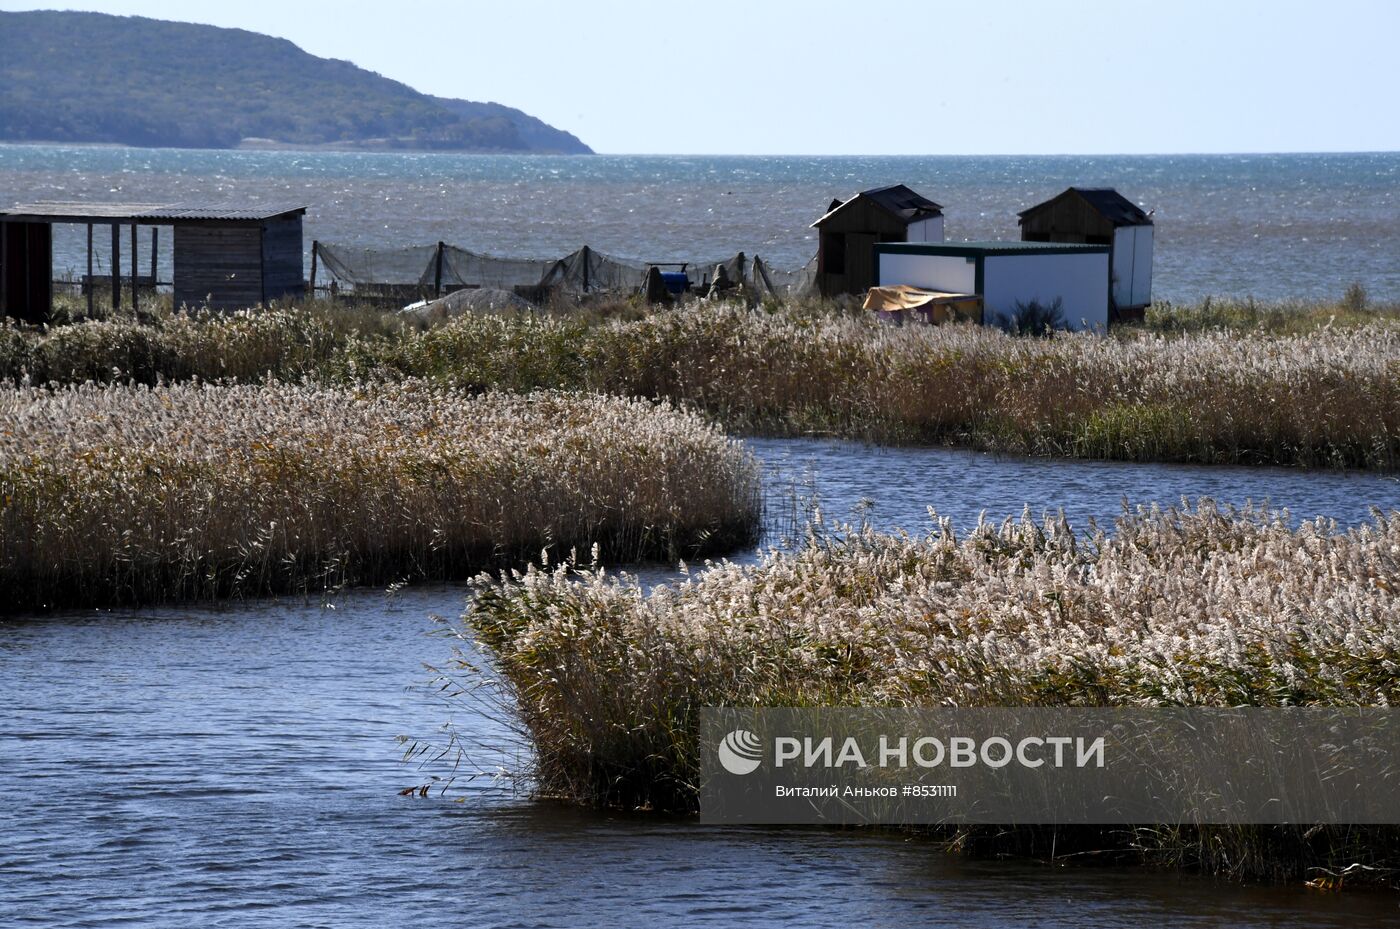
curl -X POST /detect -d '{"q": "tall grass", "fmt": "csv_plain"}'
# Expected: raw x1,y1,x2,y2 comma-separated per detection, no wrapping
0,383,760,611
1140,291,1400,335
5,296,1400,468
0,304,410,385
463,502,1400,882
371,304,1400,467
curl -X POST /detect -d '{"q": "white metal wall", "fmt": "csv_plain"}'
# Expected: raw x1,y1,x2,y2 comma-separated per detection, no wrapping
982,252,1110,331
1112,226,1136,308
1111,225,1154,309
1130,225,1153,307
905,216,945,243
876,251,975,293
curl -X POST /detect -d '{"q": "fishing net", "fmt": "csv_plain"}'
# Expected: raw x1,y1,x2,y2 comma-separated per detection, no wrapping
752,254,818,296
537,246,650,294
685,253,747,292
314,243,436,287
438,246,556,290
312,241,816,301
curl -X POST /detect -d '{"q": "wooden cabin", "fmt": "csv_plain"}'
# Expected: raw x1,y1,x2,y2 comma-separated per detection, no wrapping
0,201,307,321
172,209,305,311
1017,187,1153,322
812,185,943,296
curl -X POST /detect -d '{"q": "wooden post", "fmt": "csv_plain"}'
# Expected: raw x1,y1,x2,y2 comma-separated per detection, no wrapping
309,239,318,300
434,241,444,298
151,228,158,289
86,223,94,316
581,244,590,293
130,222,138,311
0,223,7,319
110,223,120,312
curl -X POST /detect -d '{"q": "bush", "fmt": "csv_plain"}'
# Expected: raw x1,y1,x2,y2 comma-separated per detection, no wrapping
997,297,1066,336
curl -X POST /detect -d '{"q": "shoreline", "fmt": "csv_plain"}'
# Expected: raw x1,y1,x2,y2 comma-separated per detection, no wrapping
0,138,595,155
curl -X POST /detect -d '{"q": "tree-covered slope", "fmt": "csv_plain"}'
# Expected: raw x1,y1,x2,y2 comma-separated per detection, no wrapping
0,10,592,153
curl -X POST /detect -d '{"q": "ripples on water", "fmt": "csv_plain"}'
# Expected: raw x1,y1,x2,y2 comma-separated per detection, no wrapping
1,146,1396,302
748,438,1400,547
3,441,1400,927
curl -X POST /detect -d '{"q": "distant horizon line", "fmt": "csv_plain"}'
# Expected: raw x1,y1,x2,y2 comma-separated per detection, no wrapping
0,142,1396,158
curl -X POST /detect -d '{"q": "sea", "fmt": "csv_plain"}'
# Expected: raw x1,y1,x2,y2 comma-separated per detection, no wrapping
0,145,1396,303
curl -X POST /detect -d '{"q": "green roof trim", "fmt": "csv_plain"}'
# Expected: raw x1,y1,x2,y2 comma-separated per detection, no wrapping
876,241,1110,257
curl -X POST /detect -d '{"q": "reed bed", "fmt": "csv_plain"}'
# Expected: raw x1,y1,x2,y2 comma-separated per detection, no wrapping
1140,288,1400,334
0,383,760,610
5,298,1400,468
0,305,382,385
465,502,1400,882
376,304,1400,467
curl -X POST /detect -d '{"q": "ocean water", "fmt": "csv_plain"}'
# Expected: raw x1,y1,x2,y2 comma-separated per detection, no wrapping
0,145,1396,302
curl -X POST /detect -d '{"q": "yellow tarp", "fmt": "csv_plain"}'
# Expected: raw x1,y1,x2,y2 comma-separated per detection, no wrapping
863,285,983,324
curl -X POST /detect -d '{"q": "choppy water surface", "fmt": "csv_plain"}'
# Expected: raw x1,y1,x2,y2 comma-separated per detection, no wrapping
1,146,1396,302
3,440,1400,928
748,438,1400,544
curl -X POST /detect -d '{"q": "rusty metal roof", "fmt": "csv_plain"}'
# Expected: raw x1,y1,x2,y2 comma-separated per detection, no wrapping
0,200,307,223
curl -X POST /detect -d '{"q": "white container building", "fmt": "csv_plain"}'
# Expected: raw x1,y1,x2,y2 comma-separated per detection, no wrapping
873,241,1112,331
1017,187,1153,323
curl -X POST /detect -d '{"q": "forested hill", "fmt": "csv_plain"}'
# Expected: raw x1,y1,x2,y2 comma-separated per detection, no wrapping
0,11,592,154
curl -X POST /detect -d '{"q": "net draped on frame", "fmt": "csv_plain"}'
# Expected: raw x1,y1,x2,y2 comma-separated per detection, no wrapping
312,242,816,299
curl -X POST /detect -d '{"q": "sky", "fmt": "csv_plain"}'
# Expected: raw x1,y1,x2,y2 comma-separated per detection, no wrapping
3,0,1398,155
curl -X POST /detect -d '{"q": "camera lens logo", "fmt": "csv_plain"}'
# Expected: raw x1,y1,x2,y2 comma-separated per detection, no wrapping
717,729,763,775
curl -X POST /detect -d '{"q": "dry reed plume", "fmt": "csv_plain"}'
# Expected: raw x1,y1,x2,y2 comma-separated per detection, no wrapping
465,502,1400,880
0,383,760,610
356,303,1400,468
5,298,1400,468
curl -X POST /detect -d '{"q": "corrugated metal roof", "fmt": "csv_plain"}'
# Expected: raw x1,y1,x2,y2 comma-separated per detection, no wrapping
142,204,306,220
877,240,1110,256
860,184,943,221
0,200,307,223
1018,187,1151,226
812,184,942,227
1,201,170,219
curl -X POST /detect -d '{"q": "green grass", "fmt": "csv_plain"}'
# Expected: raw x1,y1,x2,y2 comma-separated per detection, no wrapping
1134,286,1399,335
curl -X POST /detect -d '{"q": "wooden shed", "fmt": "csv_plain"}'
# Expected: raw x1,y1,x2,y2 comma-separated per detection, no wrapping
1017,187,1153,322
0,201,307,321
812,184,943,296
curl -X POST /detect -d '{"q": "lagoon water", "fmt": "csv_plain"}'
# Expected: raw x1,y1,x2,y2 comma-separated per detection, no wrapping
0,145,1397,302
4,439,1400,928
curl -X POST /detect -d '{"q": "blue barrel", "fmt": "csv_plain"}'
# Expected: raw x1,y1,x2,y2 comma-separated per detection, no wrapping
659,271,689,294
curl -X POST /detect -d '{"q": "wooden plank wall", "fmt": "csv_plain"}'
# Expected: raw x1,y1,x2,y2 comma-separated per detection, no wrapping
260,215,304,303
173,224,263,311
816,197,912,295
1019,193,1114,242
0,221,53,323
818,197,911,236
